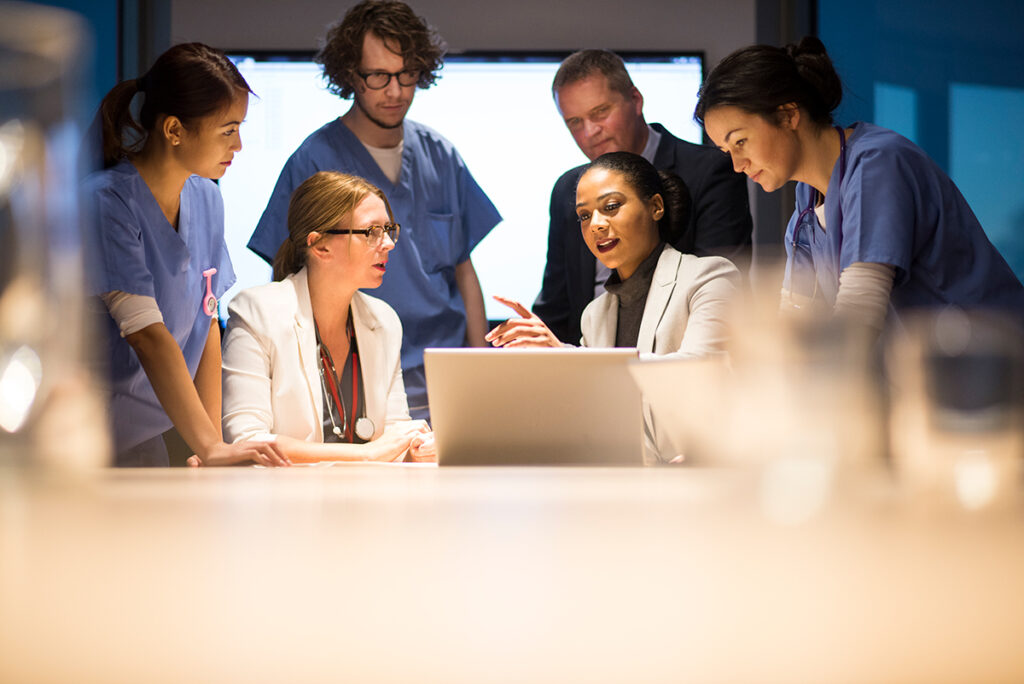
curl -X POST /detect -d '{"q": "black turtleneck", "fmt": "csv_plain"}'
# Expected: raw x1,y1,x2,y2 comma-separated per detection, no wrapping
603,243,664,348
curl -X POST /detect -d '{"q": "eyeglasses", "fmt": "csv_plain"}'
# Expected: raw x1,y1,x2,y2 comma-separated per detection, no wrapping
323,223,400,246
357,69,420,90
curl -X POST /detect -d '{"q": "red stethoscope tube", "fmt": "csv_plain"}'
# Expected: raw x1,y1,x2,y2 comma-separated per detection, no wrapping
320,344,359,443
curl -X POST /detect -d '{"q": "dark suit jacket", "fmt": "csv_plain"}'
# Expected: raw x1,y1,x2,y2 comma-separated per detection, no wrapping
532,123,752,344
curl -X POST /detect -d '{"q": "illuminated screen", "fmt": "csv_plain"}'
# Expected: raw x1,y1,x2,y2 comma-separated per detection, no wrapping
220,52,705,320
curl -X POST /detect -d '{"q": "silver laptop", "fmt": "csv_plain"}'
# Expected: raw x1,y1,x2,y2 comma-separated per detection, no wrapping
424,348,643,465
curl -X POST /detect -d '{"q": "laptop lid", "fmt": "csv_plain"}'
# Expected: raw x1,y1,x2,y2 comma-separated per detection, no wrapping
424,348,643,465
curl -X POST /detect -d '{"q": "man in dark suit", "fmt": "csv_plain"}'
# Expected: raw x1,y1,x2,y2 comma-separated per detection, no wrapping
532,49,752,344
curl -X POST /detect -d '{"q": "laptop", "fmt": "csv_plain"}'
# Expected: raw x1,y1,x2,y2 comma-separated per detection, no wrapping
424,348,643,465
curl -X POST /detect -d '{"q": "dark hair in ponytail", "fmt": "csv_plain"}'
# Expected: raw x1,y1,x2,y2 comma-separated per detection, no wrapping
694,36,843,127
579,151,692,248
97,42,252,167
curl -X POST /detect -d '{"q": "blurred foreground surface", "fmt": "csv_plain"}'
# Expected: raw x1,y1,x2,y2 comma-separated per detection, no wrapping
2,465,1023,684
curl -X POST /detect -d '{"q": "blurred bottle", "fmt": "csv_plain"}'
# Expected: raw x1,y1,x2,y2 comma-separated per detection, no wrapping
680,262,885,470
0,2,110,470
888,307,1024,511
643,260,886,522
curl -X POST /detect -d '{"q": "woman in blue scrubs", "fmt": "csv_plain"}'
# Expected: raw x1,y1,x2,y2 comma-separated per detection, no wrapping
696,37,1024,331
85,43,288,467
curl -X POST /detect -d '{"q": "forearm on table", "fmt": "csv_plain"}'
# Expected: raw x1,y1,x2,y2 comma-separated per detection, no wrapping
127,322,222,457
273,435,392,463
193,318,223,438
455,258,488,347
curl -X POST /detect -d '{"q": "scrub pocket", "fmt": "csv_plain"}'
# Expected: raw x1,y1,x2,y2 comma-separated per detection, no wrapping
415,212,461,274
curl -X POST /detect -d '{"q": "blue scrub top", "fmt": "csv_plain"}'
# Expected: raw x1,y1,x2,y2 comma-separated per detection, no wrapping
248,118,501,415
784,122,1024,317
84,161,236,452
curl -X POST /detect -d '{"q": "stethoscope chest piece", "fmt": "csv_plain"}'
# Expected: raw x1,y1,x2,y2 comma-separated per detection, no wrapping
355,417,375,441
316,315,374,444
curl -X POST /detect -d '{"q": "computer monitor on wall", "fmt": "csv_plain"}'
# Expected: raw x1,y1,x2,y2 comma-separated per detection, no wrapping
219,51,705,320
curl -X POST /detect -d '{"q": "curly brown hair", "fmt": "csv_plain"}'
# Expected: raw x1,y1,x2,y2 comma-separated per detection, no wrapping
315,0,446,100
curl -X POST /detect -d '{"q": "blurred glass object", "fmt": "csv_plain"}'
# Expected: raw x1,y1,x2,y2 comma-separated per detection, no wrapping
677,264,883,468
0,2,110,469
631,260,886,521
888,307,1024,510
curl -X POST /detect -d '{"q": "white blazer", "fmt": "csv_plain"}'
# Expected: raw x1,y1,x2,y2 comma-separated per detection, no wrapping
580,244,738,358
222,267,410,444
580,244,739,462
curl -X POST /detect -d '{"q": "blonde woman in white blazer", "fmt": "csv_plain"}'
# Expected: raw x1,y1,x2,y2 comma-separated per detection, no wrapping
220,172,434,464
486,152,738,462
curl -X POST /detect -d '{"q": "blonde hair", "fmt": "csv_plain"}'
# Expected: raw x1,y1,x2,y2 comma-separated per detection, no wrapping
272,171,394,281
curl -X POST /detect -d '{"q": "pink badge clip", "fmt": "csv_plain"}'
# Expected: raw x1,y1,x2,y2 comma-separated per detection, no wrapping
202,268,218,317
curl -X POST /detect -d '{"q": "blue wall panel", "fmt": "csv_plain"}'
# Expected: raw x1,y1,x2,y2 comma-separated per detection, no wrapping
819,0,1024,281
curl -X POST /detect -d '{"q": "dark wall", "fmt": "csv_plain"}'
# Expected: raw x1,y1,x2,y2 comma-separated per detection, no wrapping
169,0,756,67
37,0,119,116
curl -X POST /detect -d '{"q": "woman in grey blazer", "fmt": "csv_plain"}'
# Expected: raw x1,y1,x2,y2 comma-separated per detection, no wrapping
486,153,738,462
220,172,435,464
487,152,739,357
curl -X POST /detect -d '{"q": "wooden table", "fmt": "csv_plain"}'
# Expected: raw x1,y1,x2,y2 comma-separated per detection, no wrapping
2,464,1022,683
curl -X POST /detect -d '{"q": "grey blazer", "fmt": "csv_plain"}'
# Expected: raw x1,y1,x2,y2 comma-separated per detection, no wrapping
580,244,739,462
580,244,739,359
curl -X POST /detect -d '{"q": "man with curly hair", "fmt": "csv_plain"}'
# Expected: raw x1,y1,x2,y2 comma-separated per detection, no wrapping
249,0,500,421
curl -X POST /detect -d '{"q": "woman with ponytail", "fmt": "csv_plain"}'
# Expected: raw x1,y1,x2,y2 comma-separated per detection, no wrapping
221,171,435,463
697,37,1024,330
85,43,288,467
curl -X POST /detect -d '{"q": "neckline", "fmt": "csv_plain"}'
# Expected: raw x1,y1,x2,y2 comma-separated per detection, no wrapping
122,160,190,243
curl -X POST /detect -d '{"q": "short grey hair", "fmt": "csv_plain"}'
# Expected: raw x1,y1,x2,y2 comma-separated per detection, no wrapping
552,49,636,99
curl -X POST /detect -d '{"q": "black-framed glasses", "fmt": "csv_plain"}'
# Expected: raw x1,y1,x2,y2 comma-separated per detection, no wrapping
323,223,400,246
357,69,420,89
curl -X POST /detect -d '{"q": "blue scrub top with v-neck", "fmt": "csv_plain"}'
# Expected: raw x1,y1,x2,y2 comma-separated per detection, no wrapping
84,160,235,452
248,118,501,417
784,122,1024,318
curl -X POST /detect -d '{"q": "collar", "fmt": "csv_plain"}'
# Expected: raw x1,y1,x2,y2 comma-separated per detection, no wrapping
287,267,381,332
640,124,661,164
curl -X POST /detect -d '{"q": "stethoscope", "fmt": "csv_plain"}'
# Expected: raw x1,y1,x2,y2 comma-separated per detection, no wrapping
787,125,848,303
315,317,374,442
791,125,848,254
